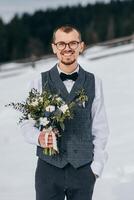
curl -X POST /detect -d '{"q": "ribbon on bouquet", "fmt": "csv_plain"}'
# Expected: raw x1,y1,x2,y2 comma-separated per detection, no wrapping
43,128,59,153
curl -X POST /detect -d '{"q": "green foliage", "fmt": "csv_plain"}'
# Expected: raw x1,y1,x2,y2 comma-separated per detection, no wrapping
6,88,88,130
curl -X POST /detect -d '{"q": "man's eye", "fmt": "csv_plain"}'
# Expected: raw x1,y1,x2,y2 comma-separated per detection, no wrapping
58,42,65,46
70,41,77,45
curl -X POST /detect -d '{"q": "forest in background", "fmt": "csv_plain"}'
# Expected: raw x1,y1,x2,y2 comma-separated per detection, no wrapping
0,0,134,63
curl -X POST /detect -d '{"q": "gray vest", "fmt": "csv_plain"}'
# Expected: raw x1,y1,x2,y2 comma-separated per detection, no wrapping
36,65,95,168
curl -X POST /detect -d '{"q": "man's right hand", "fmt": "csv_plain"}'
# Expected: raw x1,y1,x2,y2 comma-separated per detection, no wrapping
38,131,53,148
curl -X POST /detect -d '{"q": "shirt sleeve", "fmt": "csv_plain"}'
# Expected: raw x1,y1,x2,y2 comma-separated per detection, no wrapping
20,119,40,146
90,76,109,177
19,74,42,146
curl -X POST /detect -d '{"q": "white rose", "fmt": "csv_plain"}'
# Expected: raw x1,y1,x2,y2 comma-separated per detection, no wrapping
45,105,55,112
59,104,68,113
40,117,49,126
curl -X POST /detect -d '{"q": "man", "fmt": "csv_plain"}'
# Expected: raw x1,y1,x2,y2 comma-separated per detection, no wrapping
21,25,109,200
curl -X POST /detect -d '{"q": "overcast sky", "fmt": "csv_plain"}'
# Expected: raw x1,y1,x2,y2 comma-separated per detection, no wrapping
0,0,110,23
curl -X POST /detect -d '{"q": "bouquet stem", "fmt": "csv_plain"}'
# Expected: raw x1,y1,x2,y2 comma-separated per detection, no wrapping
43,147,58,156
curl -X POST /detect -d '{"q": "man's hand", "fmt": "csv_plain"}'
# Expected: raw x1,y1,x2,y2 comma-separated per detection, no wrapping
90,167,99,179
38,131,53,148
94,174,99,179
38,131,46,147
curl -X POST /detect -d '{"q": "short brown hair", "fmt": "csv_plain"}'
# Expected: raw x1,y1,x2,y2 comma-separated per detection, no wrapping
52,25,82,42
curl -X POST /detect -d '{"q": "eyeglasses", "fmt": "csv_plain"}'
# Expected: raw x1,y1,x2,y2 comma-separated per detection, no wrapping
54,41,81,50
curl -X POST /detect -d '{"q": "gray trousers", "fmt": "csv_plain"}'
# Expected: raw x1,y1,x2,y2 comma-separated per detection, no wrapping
35,158,96,200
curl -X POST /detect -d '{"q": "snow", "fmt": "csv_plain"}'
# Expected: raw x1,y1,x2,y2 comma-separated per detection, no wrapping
84,43,134,60
0,44,134,200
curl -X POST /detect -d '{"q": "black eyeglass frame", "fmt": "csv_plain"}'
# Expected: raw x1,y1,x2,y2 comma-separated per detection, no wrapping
53,40,82,50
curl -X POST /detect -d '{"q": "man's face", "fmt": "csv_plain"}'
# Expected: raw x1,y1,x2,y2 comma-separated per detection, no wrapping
52,29,84,66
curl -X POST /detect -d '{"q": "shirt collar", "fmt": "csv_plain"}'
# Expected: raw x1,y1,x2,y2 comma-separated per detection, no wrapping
57,64,79,75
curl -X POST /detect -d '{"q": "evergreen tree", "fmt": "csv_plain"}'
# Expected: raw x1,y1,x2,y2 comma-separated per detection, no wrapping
0,0,134,63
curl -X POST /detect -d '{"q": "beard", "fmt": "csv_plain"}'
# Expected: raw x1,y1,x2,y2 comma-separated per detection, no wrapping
60,49,76,65
61,59,76,65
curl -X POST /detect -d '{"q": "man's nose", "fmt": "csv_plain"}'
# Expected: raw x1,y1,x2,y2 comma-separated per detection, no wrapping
64,43,71,50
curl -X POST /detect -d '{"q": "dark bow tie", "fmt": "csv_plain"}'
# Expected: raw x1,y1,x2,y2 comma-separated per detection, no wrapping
60,72,78,81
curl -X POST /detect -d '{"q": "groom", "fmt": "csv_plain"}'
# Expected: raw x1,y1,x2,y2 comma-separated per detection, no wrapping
21,25,109,200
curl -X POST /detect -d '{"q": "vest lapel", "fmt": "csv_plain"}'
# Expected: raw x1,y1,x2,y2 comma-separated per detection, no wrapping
66,66,86,103
49,65,86,103
49,65,69,101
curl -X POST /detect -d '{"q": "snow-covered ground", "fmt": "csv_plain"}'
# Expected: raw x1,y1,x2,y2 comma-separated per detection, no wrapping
0,44,134,200
84,43,134,60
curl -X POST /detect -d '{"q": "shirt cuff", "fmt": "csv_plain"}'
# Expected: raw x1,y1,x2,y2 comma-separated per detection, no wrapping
90,161,104,178
34,130,41,146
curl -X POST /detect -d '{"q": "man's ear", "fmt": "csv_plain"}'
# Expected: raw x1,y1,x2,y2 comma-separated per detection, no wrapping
51,43,57,54
79,41,85,54
80,42,85,53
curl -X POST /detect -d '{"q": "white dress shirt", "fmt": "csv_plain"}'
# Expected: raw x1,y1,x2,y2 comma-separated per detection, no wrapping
20,64,109,177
